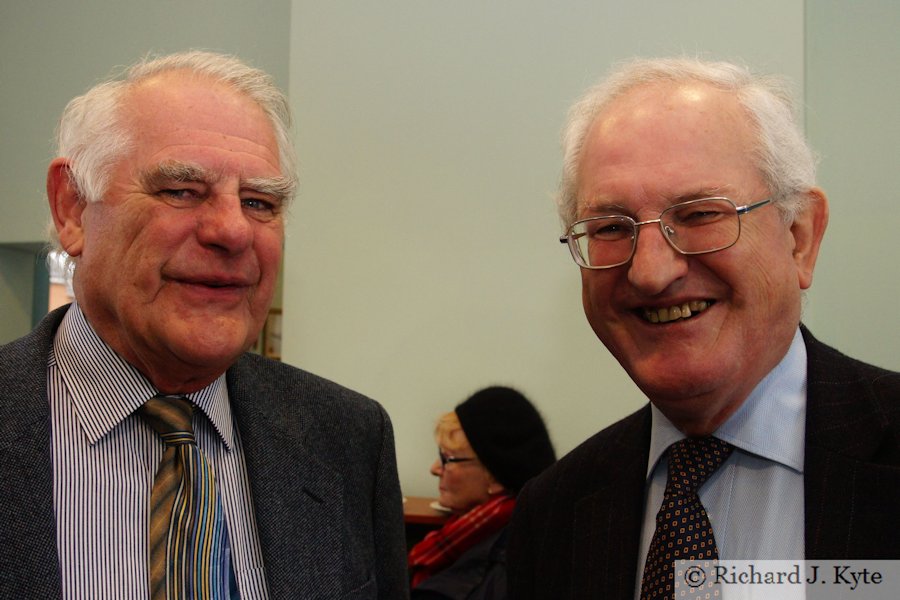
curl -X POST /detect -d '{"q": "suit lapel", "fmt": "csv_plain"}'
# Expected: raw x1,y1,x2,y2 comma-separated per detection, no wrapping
803,327,900,558
571,407,650,600
227,358,345,598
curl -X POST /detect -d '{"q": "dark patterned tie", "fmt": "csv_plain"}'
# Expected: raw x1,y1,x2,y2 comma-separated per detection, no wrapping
140,395,228,600
640,436,734,600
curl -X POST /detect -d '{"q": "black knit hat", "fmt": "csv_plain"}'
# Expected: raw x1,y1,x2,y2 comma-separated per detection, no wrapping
455,386,556,493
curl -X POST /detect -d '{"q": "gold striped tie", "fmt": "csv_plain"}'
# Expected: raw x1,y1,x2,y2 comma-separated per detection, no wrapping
140,395,228,600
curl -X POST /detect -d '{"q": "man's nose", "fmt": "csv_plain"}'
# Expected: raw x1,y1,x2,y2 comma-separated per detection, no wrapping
196,195,254,254
430,458,443,477
626,222,688,295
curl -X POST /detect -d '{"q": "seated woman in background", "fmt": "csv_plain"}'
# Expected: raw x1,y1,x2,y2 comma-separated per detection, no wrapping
409,386,556,599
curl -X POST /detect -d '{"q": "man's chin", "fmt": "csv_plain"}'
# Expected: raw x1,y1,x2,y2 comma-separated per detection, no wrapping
627,360,724,403
169,328,256,369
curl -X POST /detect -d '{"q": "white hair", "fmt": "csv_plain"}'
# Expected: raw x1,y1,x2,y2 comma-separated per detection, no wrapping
558,57,817,229
49,50,297,251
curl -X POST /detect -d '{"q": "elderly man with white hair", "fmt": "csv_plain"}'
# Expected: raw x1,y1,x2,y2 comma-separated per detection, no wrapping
507,57,900,599
0,51,408,600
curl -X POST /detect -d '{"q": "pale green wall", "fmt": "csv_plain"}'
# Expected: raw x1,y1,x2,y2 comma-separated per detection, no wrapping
0,247,35,341
285,0,813,497
803,0,900,369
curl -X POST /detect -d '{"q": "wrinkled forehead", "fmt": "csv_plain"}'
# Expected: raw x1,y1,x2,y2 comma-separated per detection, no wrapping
119,72,281,170
122,71,276,146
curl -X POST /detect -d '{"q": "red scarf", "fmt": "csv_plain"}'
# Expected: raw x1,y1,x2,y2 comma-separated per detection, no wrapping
408,493,515,588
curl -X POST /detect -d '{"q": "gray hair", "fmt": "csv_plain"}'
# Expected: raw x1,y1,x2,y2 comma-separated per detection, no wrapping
558,57,817,229
50,50,297,251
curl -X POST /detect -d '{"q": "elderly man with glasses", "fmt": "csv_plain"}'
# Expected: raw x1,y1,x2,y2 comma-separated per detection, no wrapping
507,57,900,600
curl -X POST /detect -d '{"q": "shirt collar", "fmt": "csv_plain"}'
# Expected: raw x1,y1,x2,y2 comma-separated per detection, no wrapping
646,327,807,477
53,302,236,450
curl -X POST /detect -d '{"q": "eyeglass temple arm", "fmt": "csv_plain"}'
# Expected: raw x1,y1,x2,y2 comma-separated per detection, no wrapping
736,198,771,215
559,231,587,244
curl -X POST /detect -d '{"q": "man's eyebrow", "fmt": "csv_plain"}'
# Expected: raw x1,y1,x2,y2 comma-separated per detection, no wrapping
141,162,296,201
578,187,736,219
243,176,295,201
580,200,629,216
671,187,729,202
141,161,211,188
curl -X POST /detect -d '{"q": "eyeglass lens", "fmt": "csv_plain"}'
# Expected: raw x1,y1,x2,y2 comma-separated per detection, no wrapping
570,198,741,268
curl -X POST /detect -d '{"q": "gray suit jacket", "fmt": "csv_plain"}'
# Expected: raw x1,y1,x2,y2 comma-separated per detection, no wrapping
507,326,900,599
0,305,410,599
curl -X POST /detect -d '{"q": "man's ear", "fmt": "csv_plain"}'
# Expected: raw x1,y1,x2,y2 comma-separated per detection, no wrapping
790,187,829,290
47,158,87,257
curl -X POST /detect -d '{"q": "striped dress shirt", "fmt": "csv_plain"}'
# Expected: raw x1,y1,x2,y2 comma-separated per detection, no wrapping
48,304,270,599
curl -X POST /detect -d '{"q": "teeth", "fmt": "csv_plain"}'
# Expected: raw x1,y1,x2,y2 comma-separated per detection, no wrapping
642,300,710,324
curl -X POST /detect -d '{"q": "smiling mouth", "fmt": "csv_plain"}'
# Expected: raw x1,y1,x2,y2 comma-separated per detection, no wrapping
181,278,248,289
641,300,713,324
203,282,239,288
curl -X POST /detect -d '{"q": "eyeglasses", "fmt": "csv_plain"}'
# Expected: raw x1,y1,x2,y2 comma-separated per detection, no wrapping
438,450,475,468
559,197,771,269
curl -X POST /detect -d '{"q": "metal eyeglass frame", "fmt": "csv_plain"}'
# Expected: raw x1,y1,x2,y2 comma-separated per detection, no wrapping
438,450,475,467
559,196,772,269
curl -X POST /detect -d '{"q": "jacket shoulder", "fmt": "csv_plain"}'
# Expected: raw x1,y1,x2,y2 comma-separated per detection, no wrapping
803,325,900,390
225,352,395,473
803,326,900,462
227,352,390,430
520,405,651,502
0,306,68,441
508,407,650,599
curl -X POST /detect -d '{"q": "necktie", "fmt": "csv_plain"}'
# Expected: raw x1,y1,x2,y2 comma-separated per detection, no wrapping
140,395,228,600
640,436,734,600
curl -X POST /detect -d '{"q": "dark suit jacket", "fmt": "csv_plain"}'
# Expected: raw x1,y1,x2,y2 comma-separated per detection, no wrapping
0,306,410,599
507,327,900,599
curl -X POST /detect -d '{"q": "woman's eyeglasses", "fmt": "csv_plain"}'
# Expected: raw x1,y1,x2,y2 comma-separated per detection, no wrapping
438,450,475,467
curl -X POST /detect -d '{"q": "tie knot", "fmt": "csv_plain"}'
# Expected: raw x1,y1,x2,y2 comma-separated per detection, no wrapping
666,436,733,494
140,396,196,446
